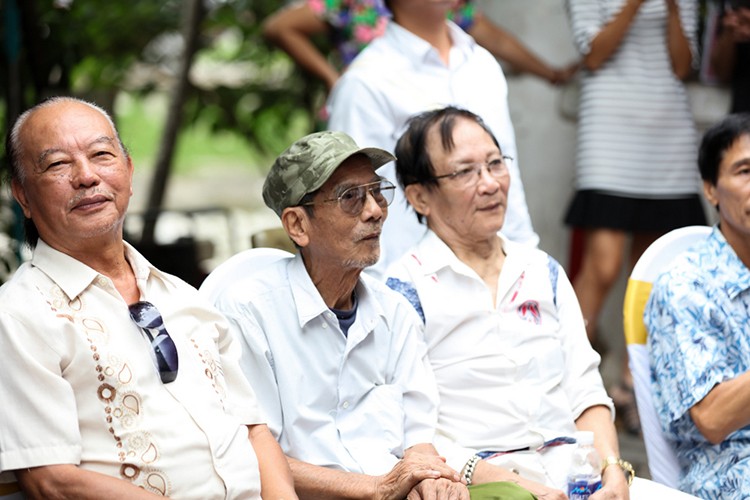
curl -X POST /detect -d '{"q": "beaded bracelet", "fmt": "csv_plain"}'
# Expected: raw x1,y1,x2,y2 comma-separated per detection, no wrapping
462,454,481,485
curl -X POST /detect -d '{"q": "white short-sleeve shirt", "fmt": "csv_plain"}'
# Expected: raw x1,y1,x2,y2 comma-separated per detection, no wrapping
213,254,439,475
0,240,263,499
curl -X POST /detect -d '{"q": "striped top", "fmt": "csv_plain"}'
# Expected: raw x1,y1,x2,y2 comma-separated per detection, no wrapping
565,0,702,198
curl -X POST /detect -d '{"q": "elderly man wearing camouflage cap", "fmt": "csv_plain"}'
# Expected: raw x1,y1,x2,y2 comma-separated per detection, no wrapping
210,130,475,499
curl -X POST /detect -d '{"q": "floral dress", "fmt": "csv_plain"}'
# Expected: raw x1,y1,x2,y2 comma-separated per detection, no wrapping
308,0,476,65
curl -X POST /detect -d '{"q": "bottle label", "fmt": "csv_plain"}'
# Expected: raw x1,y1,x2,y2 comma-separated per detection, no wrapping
567,479,602,499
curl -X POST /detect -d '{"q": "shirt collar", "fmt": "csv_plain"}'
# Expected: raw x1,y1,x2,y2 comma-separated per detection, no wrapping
287,253,388,331
707,225,750,299
413,229,524,271
384,19,476,66
31,239,166,302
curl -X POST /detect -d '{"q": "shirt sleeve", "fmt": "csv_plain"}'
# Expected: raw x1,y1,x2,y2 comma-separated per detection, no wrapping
385,260,478,471
556,261,614,420
326,67,399,153
212,311,265,425
0,311,82,478
214,296,284,440
388,297,440,450
645,270,732,434
564,0,603,56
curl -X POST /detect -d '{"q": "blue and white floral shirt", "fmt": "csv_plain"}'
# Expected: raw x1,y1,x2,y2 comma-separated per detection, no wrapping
645,225,750,498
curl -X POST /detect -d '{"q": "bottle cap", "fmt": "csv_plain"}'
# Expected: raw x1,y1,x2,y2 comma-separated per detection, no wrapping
574,430,594,445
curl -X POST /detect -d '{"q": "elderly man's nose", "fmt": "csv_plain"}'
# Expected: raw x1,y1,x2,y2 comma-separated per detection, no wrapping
71,160,101,187
362,190,384,220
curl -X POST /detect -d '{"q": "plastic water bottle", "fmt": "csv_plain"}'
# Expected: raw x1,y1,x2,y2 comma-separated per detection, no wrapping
567,431,602,499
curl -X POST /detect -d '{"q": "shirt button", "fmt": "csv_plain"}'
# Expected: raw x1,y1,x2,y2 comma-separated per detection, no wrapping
342,401,350,409
321,322,328,329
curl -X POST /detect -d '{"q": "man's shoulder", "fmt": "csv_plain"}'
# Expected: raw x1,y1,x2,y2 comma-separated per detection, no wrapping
0,262,46,310
0,262,34,309
343,40,409,80
213,258,291,307
652,239,716,290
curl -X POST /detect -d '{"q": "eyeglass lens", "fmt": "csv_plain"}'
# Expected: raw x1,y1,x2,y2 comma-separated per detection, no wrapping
449,157,510,187
339,181,395,215
128,301,179,384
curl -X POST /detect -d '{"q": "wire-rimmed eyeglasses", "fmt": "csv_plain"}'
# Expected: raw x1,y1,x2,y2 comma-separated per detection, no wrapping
428,156,512,189
301,179,396,216
128,301,179,384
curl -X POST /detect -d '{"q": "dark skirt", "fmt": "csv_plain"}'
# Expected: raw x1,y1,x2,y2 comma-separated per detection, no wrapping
564,190,708,232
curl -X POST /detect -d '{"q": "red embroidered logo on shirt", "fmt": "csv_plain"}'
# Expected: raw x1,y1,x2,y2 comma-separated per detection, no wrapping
517,300,541,325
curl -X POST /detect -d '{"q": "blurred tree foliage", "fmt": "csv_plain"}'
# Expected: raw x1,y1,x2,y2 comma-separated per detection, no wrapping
0,0,323,156
0,0,326,281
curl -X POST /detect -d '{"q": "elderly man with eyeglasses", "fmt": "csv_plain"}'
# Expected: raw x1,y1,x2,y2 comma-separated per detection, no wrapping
210,130,534,500
385,106,637,500
0,97,297,499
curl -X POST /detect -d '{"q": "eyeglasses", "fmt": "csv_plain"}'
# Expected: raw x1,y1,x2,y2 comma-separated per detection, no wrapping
429,156,512,189
301,179,396,216
128,301,179,384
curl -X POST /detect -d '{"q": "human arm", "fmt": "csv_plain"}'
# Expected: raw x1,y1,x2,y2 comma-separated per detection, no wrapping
262,1,340,91
689,371,750,444
664,0,693,80
575,406,630,500
468,11,578,84
710,7,750,82
248,424,298,499
16,466,165,500
287,451,463,500
577,0,645,71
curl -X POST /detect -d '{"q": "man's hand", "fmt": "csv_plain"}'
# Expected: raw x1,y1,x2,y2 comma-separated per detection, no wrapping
374,453,462,500
590,462,630,500
406,477,470,500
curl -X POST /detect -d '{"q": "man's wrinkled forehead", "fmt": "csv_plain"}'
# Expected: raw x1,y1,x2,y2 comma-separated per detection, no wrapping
21,101,117,158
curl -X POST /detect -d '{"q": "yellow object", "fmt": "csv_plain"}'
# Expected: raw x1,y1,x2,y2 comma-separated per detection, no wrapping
602,456,635,486
622,279,652,346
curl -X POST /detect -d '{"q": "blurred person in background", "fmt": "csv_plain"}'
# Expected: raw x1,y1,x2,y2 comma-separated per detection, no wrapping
563,0,707,436
262,0,577,94
710,0,750,113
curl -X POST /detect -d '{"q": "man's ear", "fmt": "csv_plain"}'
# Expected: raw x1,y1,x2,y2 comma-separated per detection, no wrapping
126,154,135,198
281,207,310,248
703,180,718,209
404,184,430,219
10,179,31,218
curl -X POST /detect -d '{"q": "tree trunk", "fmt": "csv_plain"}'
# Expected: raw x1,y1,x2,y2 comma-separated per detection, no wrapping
140,0,206,245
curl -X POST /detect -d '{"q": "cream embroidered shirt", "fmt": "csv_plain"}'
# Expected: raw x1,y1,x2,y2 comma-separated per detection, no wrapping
0,240,263,499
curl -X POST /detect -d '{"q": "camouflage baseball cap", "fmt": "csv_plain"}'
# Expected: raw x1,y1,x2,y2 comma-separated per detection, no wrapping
263,130,395,217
